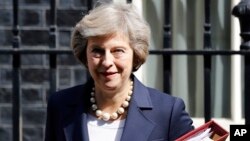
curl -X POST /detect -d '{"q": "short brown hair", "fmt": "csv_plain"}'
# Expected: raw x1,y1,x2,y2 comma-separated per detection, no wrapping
71,2,151,71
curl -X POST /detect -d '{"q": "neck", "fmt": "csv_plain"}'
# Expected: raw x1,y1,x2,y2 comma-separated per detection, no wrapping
94,80,132,102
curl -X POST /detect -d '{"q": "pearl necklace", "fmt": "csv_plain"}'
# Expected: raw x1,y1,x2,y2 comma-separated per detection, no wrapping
90,81,133,121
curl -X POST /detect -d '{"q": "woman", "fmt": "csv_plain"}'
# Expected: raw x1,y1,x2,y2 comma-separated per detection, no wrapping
45,2,194,141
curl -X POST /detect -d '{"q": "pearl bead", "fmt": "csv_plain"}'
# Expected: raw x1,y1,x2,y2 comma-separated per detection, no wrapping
126,95,131,101
122,101,129,107
90,80,133,121
96,110,102,116
111,113,118,119
128,90,133,96
92,104,97,110
117,107,125,114
102,113,110,121
90,97,95,103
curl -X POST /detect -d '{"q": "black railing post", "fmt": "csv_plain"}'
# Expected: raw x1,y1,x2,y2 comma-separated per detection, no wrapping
12,0,22,141
87,0,93,10
49,0,58,94
127,0,132,3
232,0,250,125
163,0,172,94
204,0,212,122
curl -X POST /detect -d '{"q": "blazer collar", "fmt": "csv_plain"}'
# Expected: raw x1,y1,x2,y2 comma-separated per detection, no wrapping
132,76,153,108
120,76,155,141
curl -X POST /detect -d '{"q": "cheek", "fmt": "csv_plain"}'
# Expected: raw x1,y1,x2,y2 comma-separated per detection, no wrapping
86,57,98,69
117,56,133,70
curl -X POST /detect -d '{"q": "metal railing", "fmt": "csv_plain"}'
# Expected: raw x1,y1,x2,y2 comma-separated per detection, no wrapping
0,0,249,141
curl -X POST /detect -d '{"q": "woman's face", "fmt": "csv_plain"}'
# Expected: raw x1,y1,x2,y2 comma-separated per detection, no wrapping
86,33,133,91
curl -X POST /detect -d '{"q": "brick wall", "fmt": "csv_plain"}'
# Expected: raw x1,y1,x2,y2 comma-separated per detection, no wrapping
0,0,91,140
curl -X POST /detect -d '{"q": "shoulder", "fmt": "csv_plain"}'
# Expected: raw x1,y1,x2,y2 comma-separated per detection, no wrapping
146,87,183,106
144,86,190,121
146,87,193,139
48,84,83,101
132,76,183,108
47,80,92,108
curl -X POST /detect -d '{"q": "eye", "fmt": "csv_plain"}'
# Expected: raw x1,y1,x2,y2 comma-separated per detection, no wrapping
91,47,104,58
113,48,125,53
112,48,125,57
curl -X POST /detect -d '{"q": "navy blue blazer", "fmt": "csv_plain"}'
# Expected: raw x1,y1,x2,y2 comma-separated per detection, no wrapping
45,76,194,141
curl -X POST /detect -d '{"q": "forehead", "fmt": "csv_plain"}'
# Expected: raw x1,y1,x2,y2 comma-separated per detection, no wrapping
90,32,128,40
87,33,130,47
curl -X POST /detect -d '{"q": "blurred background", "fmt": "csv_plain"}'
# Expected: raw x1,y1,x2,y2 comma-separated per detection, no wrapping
0,0,247,140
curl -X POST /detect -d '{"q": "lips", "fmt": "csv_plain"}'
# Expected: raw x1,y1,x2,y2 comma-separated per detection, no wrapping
101,72,117,76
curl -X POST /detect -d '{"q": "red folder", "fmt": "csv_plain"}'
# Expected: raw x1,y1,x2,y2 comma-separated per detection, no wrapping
175,120,229,141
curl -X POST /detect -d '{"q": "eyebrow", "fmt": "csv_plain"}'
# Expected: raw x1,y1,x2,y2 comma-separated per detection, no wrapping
89,44,101,48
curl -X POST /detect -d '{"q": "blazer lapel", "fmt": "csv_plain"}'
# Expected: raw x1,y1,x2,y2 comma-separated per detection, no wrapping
63,113,89,141
121,77,155,141
63,81,93,141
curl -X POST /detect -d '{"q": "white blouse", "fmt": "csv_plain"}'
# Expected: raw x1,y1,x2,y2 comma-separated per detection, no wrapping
87,114,126,141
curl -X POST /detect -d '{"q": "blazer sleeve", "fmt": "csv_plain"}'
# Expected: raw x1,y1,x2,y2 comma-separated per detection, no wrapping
169,97,194,140
44,94,57,141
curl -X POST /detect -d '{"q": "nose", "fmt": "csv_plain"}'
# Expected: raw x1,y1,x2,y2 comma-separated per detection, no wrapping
101,51,113,68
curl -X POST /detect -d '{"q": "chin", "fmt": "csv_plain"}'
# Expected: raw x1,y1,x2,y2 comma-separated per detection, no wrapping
102,81,119,89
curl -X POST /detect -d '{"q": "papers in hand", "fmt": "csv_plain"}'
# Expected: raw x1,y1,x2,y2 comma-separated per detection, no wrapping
175,120,229,141
186,128,213,141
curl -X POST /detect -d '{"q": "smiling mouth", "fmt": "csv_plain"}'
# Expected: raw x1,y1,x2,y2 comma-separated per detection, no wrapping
101,72,117,77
